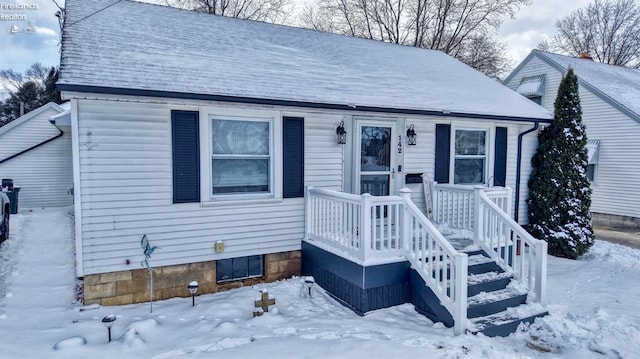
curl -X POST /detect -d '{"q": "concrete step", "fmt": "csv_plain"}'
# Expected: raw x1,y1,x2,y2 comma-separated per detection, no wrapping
469,303,548,337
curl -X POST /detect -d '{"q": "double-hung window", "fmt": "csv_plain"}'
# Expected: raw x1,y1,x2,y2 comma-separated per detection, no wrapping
210,116,272,197
453,129,487,184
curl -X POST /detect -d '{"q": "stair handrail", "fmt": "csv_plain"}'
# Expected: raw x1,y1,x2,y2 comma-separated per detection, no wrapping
474,187,547,304
399,189,468,335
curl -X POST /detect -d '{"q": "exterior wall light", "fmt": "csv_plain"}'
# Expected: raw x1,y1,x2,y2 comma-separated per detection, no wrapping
188,280,199,307
406,124,417,145
336,121,347,144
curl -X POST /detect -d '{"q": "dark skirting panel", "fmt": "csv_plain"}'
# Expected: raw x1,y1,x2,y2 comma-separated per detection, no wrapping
302,241,410,315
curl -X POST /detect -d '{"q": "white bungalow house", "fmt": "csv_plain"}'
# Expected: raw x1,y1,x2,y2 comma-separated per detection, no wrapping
59,0,552,335
505,50,640,230
0,102,73,209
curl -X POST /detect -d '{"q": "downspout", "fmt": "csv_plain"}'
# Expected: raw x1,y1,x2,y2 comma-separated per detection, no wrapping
514,122,539,222
0,125,64,165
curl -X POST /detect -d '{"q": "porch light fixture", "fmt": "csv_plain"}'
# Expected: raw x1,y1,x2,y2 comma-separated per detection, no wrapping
188,281,199,307
406,124,417,145
101,314,116,342
336,121,347,144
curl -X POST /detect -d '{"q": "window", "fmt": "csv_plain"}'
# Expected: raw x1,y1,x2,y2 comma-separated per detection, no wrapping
587,164,596,182
210,117,272,196
216,255,263,282
528,96,542,105
454,129,487,184
586,139,600,183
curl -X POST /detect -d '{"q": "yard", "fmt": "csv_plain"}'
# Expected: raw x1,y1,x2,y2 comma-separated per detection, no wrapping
0,207,638,358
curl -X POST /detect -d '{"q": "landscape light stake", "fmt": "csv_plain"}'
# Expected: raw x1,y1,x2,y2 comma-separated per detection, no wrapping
102,315,116,342
188,281,199,307
304,276,315,297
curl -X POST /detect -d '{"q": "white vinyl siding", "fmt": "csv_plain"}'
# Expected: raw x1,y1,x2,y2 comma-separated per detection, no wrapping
402,119,537,223
506,54,640,218
72,95,541,276
298,113,345,191
579,88,640,217
74,99,344,276
0,105,73,208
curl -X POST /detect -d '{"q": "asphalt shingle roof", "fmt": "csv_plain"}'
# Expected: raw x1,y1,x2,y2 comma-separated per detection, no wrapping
535,50,640,120
59,0,551,120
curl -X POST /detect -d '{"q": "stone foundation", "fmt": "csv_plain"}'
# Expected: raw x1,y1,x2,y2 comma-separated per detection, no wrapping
83,250,301,306
592,212,640,231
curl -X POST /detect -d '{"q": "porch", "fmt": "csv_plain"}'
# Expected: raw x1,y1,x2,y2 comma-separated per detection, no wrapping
302,184,548,336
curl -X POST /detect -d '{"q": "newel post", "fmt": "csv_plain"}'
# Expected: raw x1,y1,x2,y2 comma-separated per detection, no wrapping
399,188,412,251
535,240,548,304
305,186,313,240
505,186,513,218
473,186,484,245
360,193,373,260
453,252,468,335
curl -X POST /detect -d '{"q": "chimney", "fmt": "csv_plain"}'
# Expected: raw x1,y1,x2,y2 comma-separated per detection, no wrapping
19,102,24,116
580,52,593,60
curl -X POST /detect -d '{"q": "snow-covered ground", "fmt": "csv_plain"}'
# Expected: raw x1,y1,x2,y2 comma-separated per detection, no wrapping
0,207,638,358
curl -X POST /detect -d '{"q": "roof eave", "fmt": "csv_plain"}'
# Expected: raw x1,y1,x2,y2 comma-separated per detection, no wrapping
0,102,66,136
528,50,640,125
57,83,552,123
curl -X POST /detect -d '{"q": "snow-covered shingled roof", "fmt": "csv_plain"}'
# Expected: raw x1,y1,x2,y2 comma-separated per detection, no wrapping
58,0,551,120
533,50,640,120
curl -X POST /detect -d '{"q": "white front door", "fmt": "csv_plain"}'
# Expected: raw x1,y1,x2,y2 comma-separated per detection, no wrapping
355,120,400,196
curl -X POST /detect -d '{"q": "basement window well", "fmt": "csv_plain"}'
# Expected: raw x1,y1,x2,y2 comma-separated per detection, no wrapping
216,255,264,282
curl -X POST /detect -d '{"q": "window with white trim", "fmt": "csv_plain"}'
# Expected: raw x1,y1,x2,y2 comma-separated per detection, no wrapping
210,116,272,196
453,129,487,184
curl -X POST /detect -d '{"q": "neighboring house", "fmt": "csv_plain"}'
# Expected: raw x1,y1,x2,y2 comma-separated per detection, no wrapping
505,50,640,230
59,0,552,335
0,102,73,209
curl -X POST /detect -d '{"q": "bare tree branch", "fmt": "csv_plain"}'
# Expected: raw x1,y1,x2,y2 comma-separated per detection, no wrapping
550,0,640,68
165,0,294,24
300,0,530,78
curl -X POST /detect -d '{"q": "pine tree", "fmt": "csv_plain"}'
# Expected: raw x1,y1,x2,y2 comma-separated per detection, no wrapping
527,68,594,259
0,65,62,127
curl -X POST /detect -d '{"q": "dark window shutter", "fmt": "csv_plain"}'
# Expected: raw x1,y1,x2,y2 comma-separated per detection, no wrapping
283,117,304,198
434,124,451,183
171,110,200,203
493,127,508,187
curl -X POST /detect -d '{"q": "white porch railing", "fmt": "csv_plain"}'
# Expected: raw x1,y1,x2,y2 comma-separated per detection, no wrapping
431,184,512,230
305,187,405,261
399,190,468,335
474,187,547,304
305,186,468,335
305,184,547,334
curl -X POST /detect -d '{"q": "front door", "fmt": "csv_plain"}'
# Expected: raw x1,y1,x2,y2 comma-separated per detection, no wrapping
356,121,398,196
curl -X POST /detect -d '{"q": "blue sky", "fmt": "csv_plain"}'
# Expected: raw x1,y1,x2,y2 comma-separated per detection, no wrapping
1,0,592,76
1,0,62,74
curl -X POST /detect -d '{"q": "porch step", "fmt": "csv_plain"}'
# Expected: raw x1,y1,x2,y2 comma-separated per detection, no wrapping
467,271,511,297
469,303,548,337
467,286,528,318
467,253,503,275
